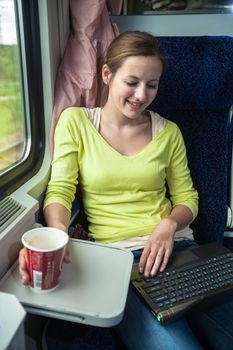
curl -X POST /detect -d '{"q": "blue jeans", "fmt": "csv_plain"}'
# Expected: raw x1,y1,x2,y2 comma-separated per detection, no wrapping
116,240,233,350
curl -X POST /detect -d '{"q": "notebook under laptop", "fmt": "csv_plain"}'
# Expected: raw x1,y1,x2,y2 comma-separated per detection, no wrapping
130,242,233,324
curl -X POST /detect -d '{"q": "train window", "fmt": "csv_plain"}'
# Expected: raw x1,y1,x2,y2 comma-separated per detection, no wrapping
0,0,25,173
124,0,233,13
0,0,44,193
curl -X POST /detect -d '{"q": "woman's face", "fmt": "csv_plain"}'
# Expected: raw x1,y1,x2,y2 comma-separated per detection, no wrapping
103,55,163,120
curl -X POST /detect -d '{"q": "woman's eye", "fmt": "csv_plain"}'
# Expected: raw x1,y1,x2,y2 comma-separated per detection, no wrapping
125,81,158,89
147,84,157,89
126,81,137,87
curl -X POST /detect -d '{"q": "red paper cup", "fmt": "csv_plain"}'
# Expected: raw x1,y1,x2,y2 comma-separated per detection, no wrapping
22,227,69,293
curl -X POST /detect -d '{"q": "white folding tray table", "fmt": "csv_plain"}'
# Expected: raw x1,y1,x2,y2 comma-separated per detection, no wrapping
0,239,133,327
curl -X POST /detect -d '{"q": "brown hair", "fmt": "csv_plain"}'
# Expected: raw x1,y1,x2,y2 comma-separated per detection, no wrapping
104,31,167,75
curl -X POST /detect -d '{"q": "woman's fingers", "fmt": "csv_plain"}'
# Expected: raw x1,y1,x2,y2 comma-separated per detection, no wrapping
18,242,71,286
151,247,172,276
18,248,30,285
63,246,71,263
149,248,165,276
143,247,164,277
139,243,172,277
139,244,150,273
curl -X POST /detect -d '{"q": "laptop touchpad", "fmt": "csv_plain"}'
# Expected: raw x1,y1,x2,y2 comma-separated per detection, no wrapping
168,249,199,269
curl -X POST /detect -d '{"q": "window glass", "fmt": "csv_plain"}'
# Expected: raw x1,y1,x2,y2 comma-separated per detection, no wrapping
0,0,26,173
124,0,233,13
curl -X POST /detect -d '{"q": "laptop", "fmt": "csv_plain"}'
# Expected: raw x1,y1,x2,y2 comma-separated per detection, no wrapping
130,242,233,324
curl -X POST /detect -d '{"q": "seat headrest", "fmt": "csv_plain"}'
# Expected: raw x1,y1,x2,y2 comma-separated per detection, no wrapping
151,36,233,111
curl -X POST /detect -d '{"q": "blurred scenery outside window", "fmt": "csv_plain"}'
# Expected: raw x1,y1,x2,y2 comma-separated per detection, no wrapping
0,0,26,173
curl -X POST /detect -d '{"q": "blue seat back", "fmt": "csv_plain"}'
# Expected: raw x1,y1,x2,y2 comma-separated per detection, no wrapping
150,36,233,244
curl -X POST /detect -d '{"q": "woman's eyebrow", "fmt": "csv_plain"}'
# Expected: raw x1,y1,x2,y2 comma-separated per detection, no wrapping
126,75,160,82
125,75,139,80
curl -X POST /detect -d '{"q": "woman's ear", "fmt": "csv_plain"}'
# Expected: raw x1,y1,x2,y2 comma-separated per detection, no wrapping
102,64,112,85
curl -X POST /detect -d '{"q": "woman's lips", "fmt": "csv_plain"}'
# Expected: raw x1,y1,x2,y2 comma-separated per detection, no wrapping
127,100,144,111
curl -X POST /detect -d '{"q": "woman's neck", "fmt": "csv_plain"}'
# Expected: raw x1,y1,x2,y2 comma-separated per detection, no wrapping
101,104,150,129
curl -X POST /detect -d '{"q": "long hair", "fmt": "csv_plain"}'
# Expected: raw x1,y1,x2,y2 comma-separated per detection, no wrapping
103,31,167,75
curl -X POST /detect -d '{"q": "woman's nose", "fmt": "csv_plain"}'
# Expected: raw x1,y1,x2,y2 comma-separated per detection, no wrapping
135,85,146,100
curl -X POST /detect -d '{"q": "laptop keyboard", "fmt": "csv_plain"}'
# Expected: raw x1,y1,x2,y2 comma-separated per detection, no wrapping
131,252,233,323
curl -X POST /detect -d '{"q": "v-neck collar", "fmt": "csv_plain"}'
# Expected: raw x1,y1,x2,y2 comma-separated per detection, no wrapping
83,107,167,159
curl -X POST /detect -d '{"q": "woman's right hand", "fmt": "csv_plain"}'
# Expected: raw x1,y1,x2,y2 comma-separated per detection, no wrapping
18,246,71,285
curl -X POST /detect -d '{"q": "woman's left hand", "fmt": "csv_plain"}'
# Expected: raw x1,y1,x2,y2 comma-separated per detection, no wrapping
139,218,177,277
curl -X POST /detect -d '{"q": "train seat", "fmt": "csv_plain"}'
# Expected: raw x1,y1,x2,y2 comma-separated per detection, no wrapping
149,35,233,245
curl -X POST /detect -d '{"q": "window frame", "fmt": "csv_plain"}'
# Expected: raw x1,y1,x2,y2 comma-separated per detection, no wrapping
0,0,45,194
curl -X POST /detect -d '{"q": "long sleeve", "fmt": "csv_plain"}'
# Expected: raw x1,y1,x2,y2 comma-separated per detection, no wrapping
44,109,80,211
166,124,198,220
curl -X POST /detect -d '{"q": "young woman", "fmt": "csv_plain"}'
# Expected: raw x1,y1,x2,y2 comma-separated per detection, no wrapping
19,31,212,349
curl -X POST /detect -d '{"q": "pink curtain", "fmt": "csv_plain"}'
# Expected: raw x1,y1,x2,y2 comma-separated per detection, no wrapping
50,0,122,155
106,0,123,14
